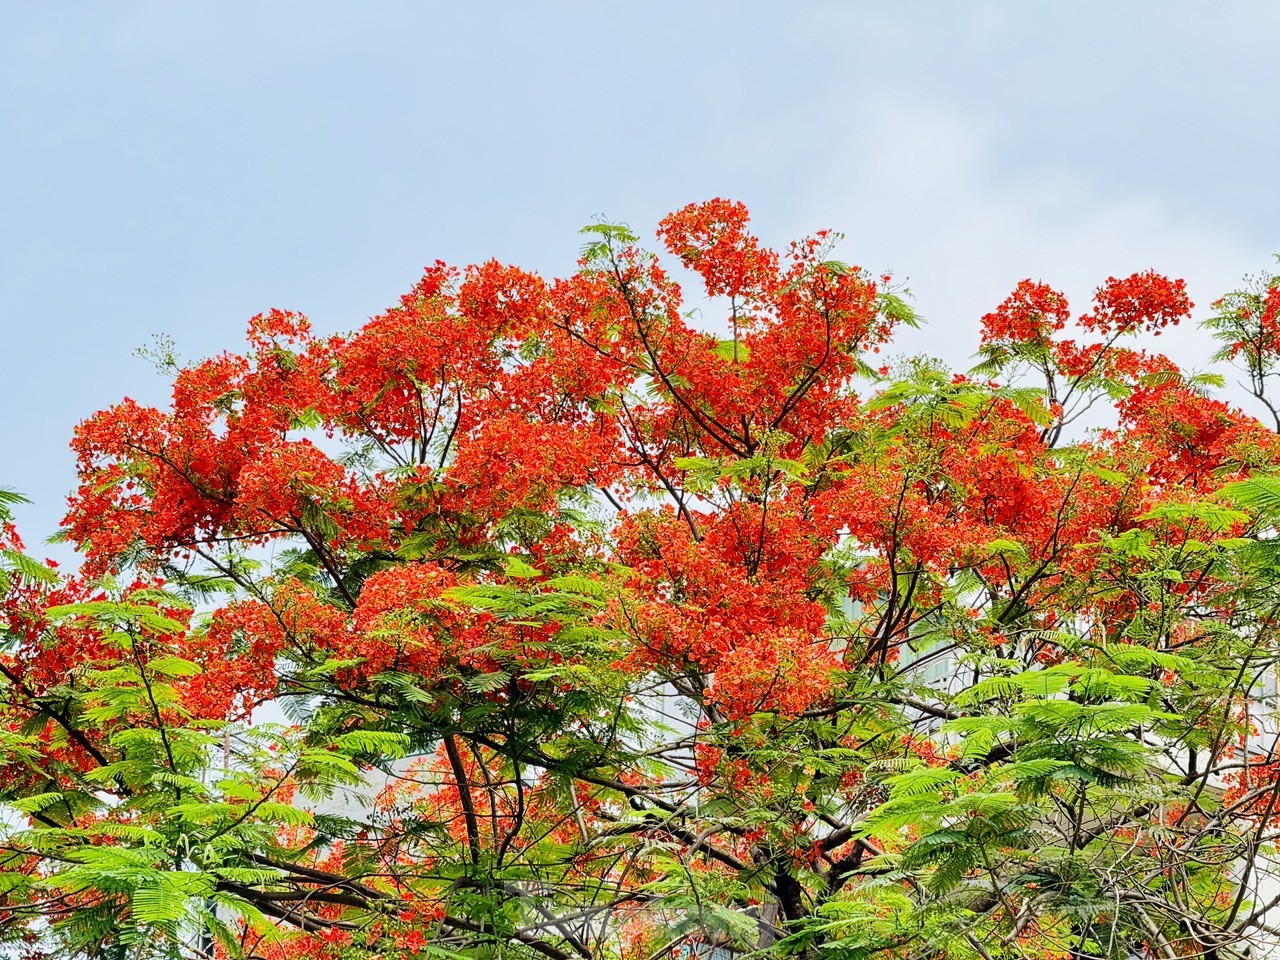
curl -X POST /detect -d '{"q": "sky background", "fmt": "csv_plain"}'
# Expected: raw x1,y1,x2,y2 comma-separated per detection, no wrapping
3,1,1280,547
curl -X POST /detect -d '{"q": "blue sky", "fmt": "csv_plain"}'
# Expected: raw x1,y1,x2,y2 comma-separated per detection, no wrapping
3,2,1279,545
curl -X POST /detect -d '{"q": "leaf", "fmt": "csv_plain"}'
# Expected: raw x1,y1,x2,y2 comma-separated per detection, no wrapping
2,549,60,585
953,675,1020,705
886,767,958,800
504,557,543,579
10,792,73,816
541,575,610,599
0,487,31,508
331,730,411,758
712,338,749,363
464,670,512,693
253,802,316,827
145,655,202,678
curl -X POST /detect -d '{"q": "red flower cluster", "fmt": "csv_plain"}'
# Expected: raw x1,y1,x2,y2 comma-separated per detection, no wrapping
1081,270,1192,336
980,280,1070,344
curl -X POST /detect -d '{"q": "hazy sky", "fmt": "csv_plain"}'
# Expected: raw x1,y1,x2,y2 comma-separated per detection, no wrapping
3,2,1279,545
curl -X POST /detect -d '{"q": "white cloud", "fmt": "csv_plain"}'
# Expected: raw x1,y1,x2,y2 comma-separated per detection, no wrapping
795,101,1270,386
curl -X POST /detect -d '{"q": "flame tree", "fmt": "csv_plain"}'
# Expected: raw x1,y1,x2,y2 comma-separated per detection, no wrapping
4,203,1280,959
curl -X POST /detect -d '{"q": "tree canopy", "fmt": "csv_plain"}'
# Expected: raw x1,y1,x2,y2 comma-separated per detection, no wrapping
5,201,1280,959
